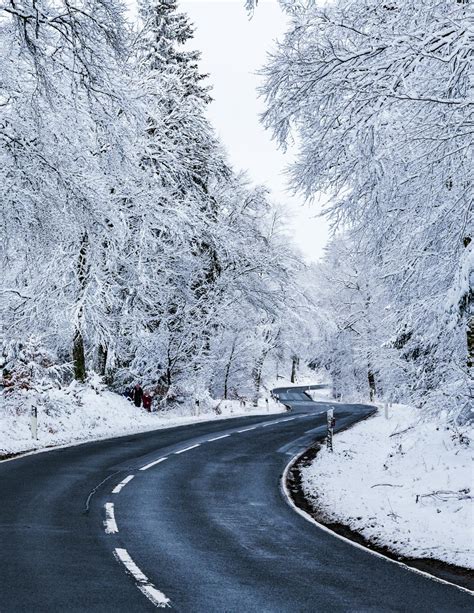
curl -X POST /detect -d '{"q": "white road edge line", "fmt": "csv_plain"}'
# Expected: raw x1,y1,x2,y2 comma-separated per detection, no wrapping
114,548,171,608
174,443,200,455
112,475,135,494
104,502,118,534
207,434,230,442
237,426,257,433
280,453,474,596
140,457,168,471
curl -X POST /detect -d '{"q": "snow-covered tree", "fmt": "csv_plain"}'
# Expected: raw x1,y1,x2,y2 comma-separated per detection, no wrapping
1,0,310,411
261,0,473,419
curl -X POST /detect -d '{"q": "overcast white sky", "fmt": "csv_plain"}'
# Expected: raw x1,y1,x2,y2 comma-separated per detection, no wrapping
133,0,330,261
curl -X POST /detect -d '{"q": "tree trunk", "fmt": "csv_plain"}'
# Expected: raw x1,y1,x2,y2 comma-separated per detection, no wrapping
252,354,265,407
223,340,236,400
331,364,342,400
97,343,108,377
73,233,89,382
364,287,377,401
465,237,473,372
290,355,299,383
368,366,376,401
73,328,86,382
468,300,474,369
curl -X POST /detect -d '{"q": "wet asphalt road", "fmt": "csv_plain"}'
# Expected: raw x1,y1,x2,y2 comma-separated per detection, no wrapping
0,386,472,612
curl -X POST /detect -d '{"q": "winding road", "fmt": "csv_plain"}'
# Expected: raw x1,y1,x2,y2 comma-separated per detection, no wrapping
0,386,472,612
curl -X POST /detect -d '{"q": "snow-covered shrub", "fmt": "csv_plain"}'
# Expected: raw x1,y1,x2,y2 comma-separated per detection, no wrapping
1,338,70,394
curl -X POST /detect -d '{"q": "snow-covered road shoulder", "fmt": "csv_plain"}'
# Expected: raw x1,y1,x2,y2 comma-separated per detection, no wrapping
300,404,473,570
0,384,284,459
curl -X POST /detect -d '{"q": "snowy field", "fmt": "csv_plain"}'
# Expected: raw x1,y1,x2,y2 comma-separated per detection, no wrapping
301,405,474,569
0,384,284,458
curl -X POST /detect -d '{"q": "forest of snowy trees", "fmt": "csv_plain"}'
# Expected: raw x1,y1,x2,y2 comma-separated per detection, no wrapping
1,0,472,424
0,0,309,409
260,0,473,421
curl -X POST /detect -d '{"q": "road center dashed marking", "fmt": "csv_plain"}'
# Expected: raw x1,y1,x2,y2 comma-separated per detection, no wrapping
207,434,230,442
114,548,170,608
140,457,168,471
105,408,326,607
174,443,200,455
104,502,118,534
112,475,134,494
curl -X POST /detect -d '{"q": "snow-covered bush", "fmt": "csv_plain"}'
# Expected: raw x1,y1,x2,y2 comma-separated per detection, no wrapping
1,338,70,394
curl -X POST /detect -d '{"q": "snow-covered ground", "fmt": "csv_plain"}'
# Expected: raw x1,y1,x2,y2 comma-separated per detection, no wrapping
264,367,330,394
0,383,284,458
301,404,474,569
305,387,333,402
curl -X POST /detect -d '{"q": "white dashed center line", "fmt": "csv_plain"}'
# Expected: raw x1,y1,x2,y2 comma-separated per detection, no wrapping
112,475,134,494
104,502,118,534
114,548,170,608
105,412,319,606
174,443,200,455
207,434,230,442
139,457,168,471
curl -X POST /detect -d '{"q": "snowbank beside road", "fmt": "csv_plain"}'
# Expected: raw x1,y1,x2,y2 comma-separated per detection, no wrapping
0,384,284,458
300,404,474,569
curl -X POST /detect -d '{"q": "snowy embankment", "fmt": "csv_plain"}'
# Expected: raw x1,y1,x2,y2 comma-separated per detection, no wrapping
300,404,474,569
265,370,330,393
0,384,284,458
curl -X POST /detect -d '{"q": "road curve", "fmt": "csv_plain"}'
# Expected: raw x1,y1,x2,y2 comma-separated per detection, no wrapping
0,387,472,612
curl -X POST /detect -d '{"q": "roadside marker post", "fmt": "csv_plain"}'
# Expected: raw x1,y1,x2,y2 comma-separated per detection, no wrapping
30,405,38,440
326,408,335,452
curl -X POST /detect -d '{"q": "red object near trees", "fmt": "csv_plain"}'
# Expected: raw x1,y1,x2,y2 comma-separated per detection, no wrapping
142,393,152,412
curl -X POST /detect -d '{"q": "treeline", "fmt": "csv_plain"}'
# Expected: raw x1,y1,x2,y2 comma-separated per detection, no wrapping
262,0,473,421
1,0,304,405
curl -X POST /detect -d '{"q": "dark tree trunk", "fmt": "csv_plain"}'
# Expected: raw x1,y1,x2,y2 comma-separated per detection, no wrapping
73,233,89,382
97,343,108,377
223,340,236,400
468,308,474,370
368,366,376,401
290,355,299,383
465,237,473,372
364,287,377,402
73,329,86,382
